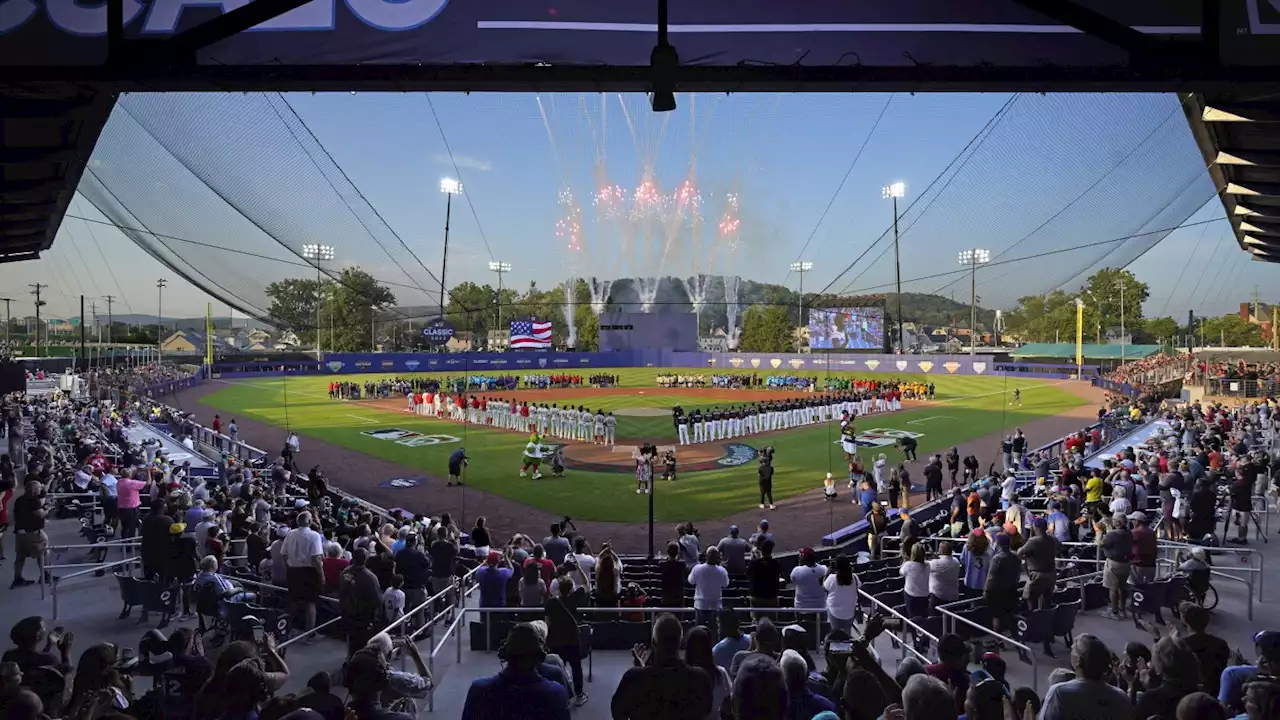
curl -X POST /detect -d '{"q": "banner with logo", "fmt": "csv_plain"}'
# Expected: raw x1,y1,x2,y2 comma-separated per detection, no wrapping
421,318,455,346
0,1,1219,70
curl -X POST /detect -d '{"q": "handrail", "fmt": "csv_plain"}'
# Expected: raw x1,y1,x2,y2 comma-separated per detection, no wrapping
379,584,457,637
858,589,936,664
51,556,140,619
277,615,345,650
1209,569,1255,621
214,575,341,605
935,598,1040,693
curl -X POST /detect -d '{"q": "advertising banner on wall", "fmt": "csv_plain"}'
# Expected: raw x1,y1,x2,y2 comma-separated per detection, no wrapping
0,1,1213,69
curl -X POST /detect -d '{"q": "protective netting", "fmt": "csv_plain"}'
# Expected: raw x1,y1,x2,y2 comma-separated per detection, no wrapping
81,92,448,329
822,93,1216,308
78,91,1217,333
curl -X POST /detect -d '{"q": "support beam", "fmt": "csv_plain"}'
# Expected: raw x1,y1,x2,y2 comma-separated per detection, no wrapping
1010,0,1157,55
1215,149,1280,166
162,0,314,62
1204,104,1280,122
1225,181,1280,196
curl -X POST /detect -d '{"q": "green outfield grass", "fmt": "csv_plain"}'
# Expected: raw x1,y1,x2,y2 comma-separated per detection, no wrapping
197,370,1088,522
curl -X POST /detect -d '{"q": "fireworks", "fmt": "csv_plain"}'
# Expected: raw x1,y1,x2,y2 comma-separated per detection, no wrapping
718,193,740,238
592,184,626,219
631,178,665,220
556,190,583,252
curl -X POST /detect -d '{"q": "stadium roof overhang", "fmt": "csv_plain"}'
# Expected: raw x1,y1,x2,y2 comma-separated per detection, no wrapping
3,0,1280,266
1184,91,1280,265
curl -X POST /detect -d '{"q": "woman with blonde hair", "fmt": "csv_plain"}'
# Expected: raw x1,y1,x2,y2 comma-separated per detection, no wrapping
595,545,622,606
899,543,930,619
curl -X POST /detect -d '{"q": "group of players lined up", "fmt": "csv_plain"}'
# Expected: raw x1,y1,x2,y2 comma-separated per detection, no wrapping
329,374,620,400
405,391,619,444
669,388,905,445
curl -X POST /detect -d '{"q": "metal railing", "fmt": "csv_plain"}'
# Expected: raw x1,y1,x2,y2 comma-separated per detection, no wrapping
858,589,937,664
51,556,140,619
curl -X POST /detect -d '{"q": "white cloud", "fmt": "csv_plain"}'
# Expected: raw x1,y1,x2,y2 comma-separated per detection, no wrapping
434,153,492,172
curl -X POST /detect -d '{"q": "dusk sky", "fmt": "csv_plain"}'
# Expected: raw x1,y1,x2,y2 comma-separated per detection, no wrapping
1,91,1268,325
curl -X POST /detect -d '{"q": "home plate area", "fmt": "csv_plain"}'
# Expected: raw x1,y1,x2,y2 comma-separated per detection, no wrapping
562,441,760,474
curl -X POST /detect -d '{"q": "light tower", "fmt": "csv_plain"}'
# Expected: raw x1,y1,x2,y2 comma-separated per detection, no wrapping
302,244,334,357
882,181,906,352
958,249,990,356
439,178,463,316
789,261,813,329
488,260,511,348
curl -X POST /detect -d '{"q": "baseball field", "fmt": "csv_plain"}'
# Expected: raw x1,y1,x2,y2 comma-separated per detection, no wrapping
195,369,1091,524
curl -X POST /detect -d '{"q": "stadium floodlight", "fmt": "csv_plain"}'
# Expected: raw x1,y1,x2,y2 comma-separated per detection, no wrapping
437,179,464,320
302,244,335,358
440,178,463,195
489,261,512,345
789,262,813,329
958,248,991,356
883,182,907,352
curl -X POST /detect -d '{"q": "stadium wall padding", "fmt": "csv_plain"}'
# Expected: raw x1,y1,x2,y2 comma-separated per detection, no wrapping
210,351,1038,377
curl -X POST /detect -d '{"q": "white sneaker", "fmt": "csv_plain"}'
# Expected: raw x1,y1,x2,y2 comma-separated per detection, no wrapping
519,471,527,478
759,503,766,509
532,473,543,479
769,504,777,510
637,488,643,494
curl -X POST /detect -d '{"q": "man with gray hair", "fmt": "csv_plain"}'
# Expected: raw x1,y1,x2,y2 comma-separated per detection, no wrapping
527,620,574,703
780,649,835,719
901,674,958,720
1039,635,1130,720
362,630,433,702
282,510,325,643
1100,513,1133,620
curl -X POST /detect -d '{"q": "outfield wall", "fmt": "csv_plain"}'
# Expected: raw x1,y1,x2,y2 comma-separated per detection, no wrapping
208,351,1100,379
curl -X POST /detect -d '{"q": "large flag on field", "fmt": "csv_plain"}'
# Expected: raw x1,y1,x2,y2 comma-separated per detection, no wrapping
510,319,553,350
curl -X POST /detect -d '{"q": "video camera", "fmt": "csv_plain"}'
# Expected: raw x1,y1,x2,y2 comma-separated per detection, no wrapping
759,446,775,466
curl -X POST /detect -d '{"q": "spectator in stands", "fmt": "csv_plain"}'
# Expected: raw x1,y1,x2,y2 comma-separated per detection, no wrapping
193,554,254,604
163,522,199,619
1220,630,1280,714
1176,692,1227,720
984,533,1019,647
748,538,783,619
11,480,47,588
900,544,930,619
960,529,991,592
65,642,133,718
283,510,325,643
690,546,729,631
3,617,73,676
822,555,859,634
925,634,969,715
714,610,750,673
595,544,622,605
1017,518,1058,613
899,511,921,559
521,560,549,607
462,623,568,720
429,525,458,612
338,548,382,657
543,523,572,566
659,542,686,608
1132,636,1202,720
783,648,836,720
381,573,405,626
1175,602,1230,697
1100,514,1133,620
545,575,589,706
297,671,345,720
116,468,148,540
526,544,555,589
321,542,349,593
750,519,774,550
395,532,430,629
730,617,782,679
900,674,956,720
683,626,730,720
470,516,491,556
717,525,750,577
477,550,515,608
791,548,828,611
612,613,712,720
1129,512,1158,585
1039,635,1131,720
527,620,574,701
363,632,433,702
677,523,701,569
141,501,174,581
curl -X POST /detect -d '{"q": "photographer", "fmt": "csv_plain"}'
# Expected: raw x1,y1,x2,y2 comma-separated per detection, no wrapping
758,447,776,511
65,642,133,719
447,447,468,487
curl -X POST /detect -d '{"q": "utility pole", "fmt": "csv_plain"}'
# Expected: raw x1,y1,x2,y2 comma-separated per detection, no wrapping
103,295,115,368
0,297,12,348
156,278,167,364
79,295,86,370
1119,282,1126,362
29,284,46,357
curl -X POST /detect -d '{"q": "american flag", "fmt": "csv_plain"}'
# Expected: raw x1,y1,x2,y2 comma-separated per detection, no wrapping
509,319,553,350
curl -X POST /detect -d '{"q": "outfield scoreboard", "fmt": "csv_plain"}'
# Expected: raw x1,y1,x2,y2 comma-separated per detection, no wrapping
807,303,888,352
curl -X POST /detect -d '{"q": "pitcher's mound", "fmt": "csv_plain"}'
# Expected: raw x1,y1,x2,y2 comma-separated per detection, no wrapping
562,441,760,473
612,407,671,417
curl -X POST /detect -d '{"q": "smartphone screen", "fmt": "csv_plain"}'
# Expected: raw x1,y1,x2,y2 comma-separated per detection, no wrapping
828,641,853,654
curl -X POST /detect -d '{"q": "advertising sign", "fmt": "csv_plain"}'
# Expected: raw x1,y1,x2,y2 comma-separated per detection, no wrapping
422,318,455,346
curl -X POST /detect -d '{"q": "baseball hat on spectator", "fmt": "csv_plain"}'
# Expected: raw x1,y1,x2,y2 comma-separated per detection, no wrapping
798,548,815,564
1255,630,1280,658
294,499,309,509
1128,512,1148,524
995,533,1012,549
486,551,501,565
169,523,186,535
728,525,739,536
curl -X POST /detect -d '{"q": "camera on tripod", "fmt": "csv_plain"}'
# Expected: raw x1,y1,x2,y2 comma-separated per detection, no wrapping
760,446,775,466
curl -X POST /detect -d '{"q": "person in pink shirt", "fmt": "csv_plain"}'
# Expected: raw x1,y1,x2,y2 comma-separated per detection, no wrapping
115,470,149,540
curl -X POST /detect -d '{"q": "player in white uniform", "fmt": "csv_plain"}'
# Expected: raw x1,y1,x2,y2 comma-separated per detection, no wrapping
604,413,617,445
593,412,606,444
578,408,592,441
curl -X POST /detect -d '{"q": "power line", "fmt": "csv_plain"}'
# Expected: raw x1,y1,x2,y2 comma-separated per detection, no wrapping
1158,220,1213,316
785,93,895,282
73,196,133,312
425,94,497,264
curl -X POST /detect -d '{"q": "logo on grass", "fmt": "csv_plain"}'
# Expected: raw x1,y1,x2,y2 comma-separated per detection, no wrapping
562,442,759,474
380,476,426,489
361,428,461,448
832,428,925,449
718,443,759,467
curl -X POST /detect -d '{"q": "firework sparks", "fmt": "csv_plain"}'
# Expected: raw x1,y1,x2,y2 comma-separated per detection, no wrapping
556,190,584,252
718,193,740,238
593,184,626,218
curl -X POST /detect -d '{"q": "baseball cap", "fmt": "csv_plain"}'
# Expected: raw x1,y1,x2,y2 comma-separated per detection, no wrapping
486,551,501,565
1254,630,1280,657
169,523,186,535
1127,512,1148,524
728,525,739,535
995,533,1012,549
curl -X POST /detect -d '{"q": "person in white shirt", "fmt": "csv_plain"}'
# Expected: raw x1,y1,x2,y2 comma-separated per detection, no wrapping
899,544,930,619
823,555,861,634
73,464,93,492
282,510,325,642
1001,473,1017,510
181,436,195,451
688,547,730,630
926,541,961,606
383,575,406,627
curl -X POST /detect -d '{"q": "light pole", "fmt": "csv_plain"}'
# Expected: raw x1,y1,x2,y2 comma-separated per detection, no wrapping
303,244,334,358
488,260,511,349
1119,281,1125,362
156,278,167,363
882,182,906,352
958,249,990,356
439,178,463,317
789,261,813,332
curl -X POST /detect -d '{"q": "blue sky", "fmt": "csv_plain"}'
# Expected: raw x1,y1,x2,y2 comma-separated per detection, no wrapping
4,92,1274,324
